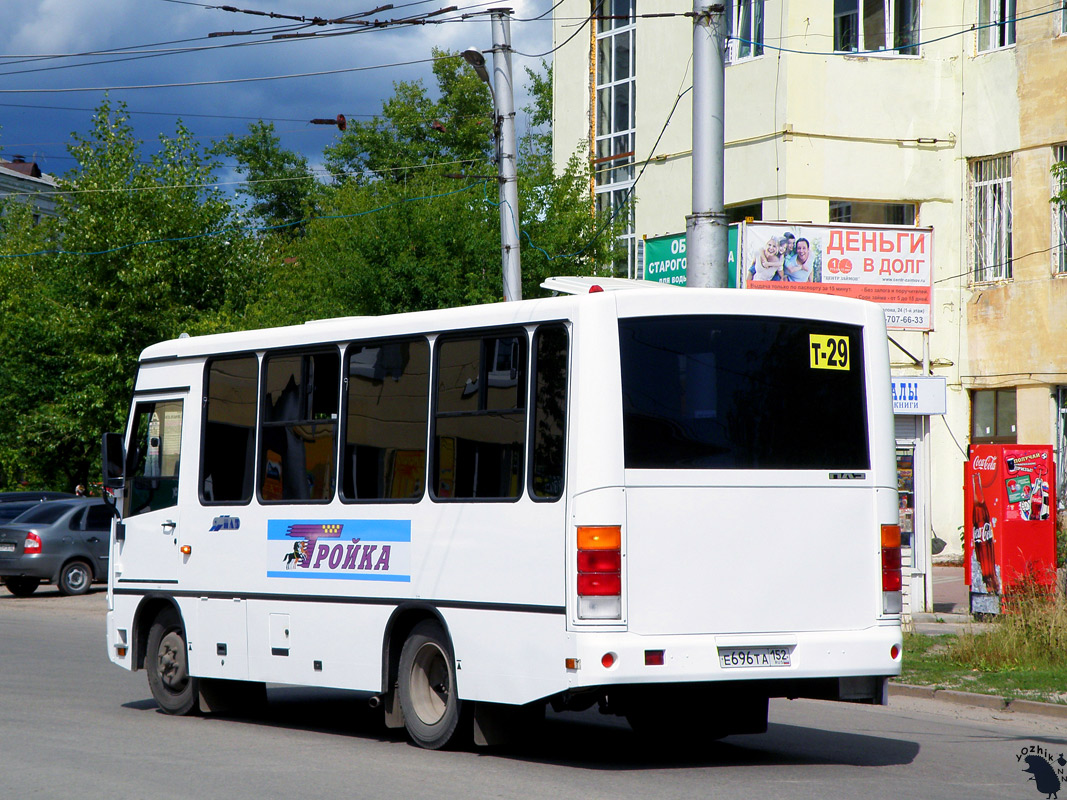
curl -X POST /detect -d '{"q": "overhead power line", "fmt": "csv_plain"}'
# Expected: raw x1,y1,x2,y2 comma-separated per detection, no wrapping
0,54,448,94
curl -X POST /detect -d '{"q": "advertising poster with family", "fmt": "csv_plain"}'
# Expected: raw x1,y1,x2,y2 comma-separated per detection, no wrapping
741,222,934,331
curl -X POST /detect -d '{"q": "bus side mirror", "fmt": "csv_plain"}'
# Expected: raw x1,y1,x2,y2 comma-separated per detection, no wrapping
101,432,125,493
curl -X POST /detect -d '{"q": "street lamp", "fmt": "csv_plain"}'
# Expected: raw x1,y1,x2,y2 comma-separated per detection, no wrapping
462,9,522,303
461,47,492,88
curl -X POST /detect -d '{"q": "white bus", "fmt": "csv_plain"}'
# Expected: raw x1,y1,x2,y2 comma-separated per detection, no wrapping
102,282,902,749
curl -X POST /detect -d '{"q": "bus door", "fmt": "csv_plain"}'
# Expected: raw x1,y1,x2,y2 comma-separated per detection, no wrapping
117,396,186,585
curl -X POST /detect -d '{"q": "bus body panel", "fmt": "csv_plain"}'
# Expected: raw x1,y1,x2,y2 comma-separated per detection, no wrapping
565,625,901,689
105,287,901,718
623,483,888,636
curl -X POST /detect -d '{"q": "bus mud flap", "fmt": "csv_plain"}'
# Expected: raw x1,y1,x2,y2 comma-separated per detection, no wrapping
382,690,405,729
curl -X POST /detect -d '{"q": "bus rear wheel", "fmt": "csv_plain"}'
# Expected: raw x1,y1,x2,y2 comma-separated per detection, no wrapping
397,620,463,749
146,607,199,715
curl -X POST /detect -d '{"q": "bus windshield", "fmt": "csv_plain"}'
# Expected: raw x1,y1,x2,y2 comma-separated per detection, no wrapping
619,315,870,470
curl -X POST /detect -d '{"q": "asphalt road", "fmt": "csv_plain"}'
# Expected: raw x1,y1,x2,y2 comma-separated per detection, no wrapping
3,588,1066,800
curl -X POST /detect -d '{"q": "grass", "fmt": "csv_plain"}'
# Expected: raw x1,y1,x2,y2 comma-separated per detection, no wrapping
898,574,1067,705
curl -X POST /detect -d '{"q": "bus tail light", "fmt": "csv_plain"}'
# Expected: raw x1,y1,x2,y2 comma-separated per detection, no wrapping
577,525,622,620
23,531,42,555
881,524,902,614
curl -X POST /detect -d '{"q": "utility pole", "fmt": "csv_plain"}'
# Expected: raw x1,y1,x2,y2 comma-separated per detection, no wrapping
490,9,522,301
463,9,522,302
686,2,728,289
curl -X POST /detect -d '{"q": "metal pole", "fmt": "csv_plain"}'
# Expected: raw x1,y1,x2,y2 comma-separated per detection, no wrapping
490,8,522,302
686,2,728,288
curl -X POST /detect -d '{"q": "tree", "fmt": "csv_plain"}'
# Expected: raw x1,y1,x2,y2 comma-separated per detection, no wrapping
0,60,624,488
0,99,262,489
214,121,316,234
323,48,494,184
240,52,622,322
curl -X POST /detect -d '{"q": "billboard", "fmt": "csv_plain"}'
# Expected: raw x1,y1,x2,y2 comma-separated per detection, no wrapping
642,225,740,288
740,222,934,331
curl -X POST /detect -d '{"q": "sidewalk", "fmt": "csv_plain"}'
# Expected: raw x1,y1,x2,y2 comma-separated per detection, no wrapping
910,565,981,635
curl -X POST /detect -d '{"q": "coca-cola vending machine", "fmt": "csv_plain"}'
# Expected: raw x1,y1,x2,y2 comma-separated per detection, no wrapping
965,444,1056,615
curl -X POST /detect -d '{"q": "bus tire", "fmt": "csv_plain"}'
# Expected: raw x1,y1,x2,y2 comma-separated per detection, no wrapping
146,607,199,716
58,560,92,596
4,577,40,596
397,620,463,750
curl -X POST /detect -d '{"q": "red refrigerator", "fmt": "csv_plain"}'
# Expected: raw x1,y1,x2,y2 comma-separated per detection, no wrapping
965,444,1056,615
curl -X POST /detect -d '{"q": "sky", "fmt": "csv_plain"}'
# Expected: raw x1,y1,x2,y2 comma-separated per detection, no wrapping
0,0,558,181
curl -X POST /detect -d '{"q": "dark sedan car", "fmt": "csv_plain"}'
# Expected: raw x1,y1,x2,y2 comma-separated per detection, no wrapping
0,500,45,524
0,498,111,596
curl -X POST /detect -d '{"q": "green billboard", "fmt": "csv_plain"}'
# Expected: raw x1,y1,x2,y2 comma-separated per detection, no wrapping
643,226,740,288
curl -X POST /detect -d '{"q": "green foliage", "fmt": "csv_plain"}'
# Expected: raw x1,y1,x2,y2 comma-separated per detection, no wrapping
254,51,620,317
901,631,1067,704
323,48,494,183
0,58,622,489
947,571,1067,671
901,574,1067,704
1053,159,1067,205
213,120,316,233
0,100,262,489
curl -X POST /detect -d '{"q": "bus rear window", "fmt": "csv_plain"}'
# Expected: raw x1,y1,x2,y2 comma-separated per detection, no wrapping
619,316,869,470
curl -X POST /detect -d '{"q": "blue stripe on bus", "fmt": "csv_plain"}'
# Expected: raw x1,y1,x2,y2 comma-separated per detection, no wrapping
266,571,411,582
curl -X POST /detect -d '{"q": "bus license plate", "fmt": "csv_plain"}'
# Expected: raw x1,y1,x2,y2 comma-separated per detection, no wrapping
719,647,792,669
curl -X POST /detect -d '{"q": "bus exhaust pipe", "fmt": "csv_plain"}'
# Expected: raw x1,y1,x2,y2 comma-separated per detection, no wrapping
368,694,382,709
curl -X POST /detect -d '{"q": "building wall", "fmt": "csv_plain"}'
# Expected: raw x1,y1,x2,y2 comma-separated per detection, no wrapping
551,1,1067,570
964,1,1067,444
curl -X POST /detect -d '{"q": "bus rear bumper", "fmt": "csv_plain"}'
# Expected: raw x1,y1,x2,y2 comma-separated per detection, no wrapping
565,624,901,702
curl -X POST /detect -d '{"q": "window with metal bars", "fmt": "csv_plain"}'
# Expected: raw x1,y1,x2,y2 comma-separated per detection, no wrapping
971,155,1013,282
594,0,636,277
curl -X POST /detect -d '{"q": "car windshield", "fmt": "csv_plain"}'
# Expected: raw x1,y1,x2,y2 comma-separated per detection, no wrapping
12,503,73,525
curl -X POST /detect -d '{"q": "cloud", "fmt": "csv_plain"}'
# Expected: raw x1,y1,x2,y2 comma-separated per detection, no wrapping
0,1,555,170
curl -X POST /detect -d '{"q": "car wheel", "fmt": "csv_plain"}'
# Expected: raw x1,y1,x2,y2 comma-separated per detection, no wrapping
146,607,199,715
58,560,92,596
4,577,40,597
397,620,464,750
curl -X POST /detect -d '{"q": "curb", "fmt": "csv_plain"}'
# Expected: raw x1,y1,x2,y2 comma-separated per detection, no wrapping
890,683,1067,718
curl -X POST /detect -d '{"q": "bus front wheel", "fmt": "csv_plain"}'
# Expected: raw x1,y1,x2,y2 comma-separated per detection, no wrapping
146,607,199,715
397,620,463,749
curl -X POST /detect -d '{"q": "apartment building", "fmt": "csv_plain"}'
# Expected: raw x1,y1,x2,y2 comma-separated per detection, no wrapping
551,1,1067,613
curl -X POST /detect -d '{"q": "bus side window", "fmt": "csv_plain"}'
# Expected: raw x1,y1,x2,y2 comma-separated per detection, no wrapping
530,325,568,501
126,400,184,517
433,332,527,500
259,350,340,502
341,337,429,501
201,354,258,504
